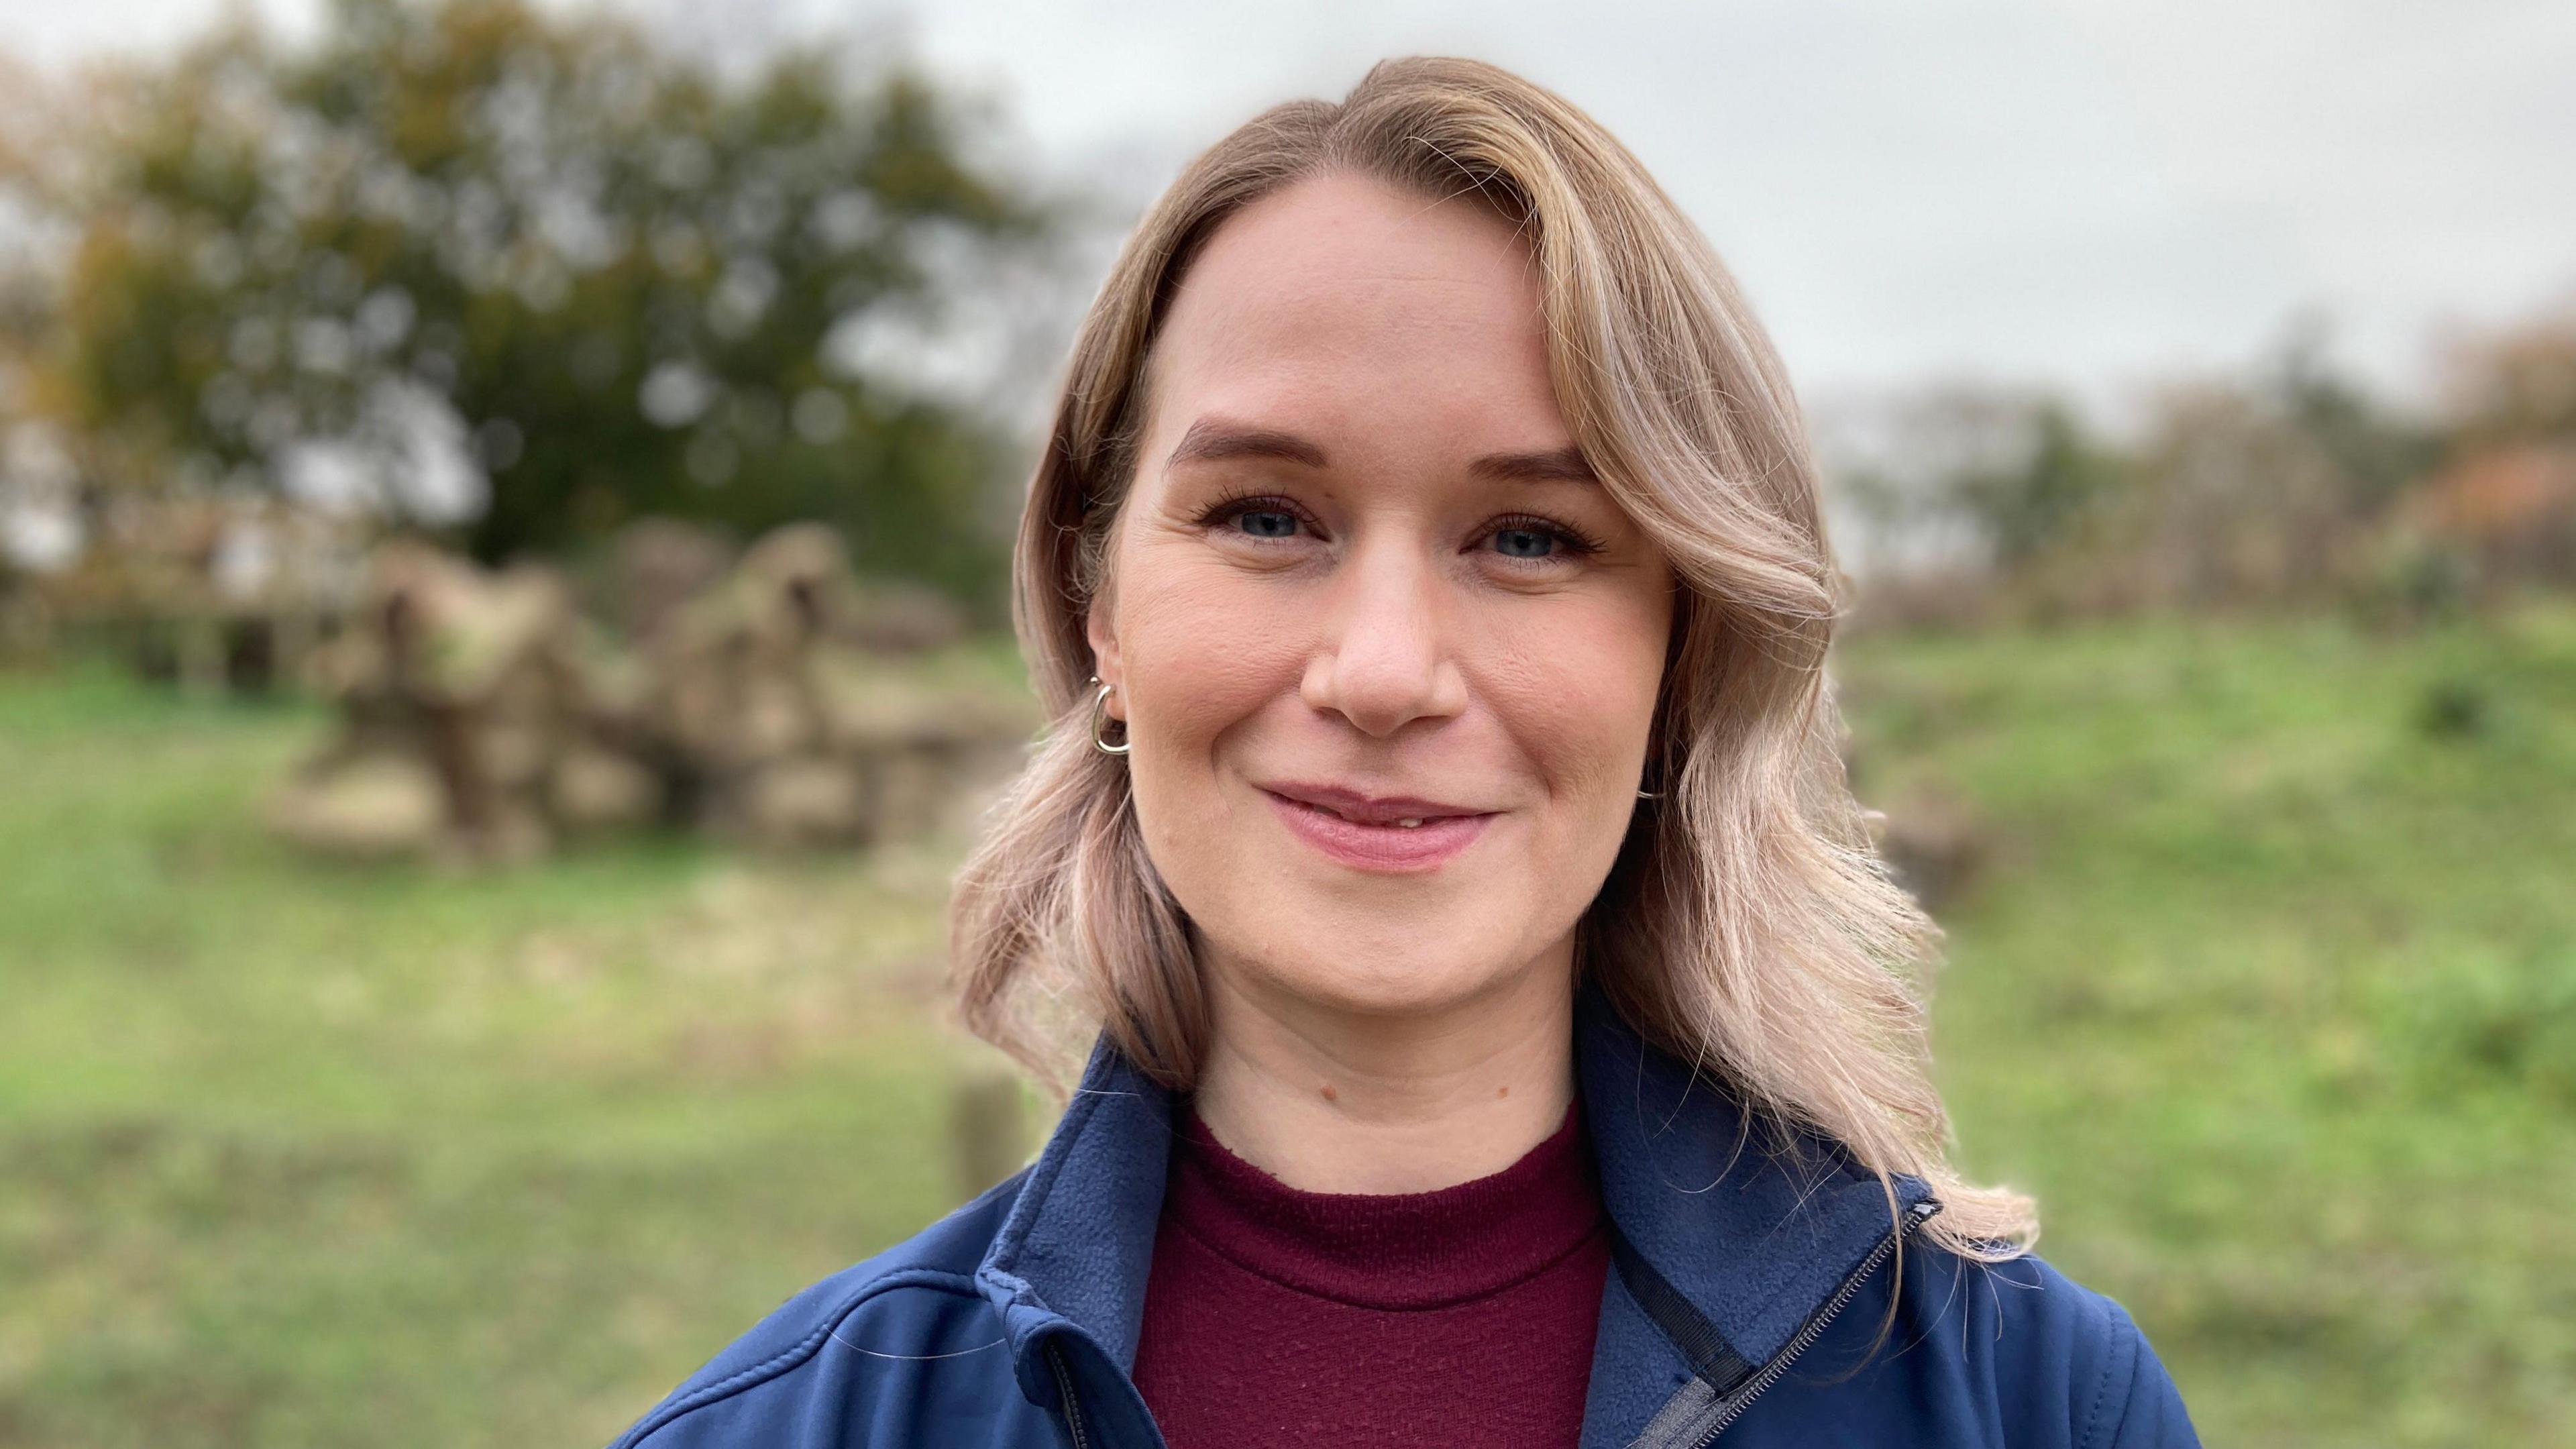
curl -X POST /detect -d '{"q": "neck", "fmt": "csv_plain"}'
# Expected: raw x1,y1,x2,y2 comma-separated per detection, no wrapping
1189,942,1578,1194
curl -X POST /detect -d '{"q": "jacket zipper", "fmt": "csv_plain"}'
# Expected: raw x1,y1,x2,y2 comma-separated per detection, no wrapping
1046,1340,1093,1449
1686,1197,1942,1447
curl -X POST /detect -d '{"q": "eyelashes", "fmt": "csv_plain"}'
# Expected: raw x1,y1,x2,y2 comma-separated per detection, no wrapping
1191,488,1607,560
1193,487,1320,538
1485,510,1607,559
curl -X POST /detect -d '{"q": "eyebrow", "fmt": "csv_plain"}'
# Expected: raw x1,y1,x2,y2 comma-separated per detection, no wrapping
1165,417,1328,471
1467,445,1598,486
1165,415,1598,486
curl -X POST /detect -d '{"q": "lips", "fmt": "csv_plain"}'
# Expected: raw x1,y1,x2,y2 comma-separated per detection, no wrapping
1259,782,1495,872
1263,782,1481,826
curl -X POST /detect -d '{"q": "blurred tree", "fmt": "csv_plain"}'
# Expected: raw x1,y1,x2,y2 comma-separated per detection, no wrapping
2407,311,2576,594
0,0,1052,606
2443,309,2576,446
1829,333,2455,620
2269,325,2440,514
1833,386,2122,574
2118,382,2360,608
2112,333,2448,610
1949,400,2122,569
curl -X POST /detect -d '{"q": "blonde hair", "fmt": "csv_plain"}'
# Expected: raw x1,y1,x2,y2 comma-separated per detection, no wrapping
950,56,2036,1259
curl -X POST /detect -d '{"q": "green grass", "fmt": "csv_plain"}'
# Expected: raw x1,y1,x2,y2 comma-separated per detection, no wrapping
1838,604,2576,1446
0,666,997,1447
3,604,2572,1446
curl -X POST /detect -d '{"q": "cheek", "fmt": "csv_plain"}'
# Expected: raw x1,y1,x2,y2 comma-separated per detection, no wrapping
1110,543,1304,765
1123,559,1288,722
1108,549,1314,905
1485,594,1670,804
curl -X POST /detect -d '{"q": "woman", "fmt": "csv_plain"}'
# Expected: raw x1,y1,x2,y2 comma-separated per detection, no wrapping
612,56,2198,1448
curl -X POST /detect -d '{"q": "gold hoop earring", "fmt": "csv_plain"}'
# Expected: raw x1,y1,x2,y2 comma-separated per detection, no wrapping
1087,676,1130,757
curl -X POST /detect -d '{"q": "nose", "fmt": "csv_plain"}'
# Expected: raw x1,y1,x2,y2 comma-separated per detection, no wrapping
1299,542,1469,738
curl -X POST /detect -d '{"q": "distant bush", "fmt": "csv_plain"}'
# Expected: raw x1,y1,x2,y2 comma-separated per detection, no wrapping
1838,315,2576,629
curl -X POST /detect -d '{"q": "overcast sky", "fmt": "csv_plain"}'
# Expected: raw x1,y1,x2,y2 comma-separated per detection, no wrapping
11,0,2573,411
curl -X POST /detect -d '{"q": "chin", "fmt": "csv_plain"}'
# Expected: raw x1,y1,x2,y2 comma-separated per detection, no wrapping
1232,901,1549,1020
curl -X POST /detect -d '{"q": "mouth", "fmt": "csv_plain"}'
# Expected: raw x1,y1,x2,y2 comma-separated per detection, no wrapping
1258,782,1496,872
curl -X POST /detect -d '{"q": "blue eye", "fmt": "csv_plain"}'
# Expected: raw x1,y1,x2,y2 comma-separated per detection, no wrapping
1491,525,1558,558
1234,509,1299,539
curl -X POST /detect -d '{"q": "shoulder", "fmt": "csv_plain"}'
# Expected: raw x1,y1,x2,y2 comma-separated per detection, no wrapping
1879,1242,2200,1449
607,1172,1035,1449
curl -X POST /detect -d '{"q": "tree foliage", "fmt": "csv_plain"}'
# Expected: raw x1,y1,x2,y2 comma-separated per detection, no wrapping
1,0,1053,604
1832,385,2124,578
1827,333,2485,621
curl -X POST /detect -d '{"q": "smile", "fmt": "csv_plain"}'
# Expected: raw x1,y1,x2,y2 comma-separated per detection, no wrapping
1258,783,1495,873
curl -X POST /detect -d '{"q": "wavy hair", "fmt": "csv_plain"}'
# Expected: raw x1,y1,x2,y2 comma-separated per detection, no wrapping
949,56,2037,1259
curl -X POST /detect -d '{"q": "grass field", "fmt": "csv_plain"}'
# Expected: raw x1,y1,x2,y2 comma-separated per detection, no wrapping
3,604,2572,1446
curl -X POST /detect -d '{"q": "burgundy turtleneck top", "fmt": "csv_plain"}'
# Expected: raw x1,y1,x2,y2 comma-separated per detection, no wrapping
1130,1106,1610,1448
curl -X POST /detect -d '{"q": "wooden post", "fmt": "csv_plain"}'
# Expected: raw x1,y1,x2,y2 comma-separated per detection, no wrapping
176,613,226,700
950,1070,1030,1203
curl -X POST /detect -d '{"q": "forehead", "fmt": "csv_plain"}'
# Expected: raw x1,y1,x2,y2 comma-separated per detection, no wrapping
1147,171,1564,445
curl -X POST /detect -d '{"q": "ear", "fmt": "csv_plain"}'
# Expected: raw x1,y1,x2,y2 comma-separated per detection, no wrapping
1084,589,1125,720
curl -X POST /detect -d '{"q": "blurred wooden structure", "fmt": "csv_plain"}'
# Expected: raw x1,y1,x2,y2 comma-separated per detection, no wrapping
265,523,1031,863
20,494,368,692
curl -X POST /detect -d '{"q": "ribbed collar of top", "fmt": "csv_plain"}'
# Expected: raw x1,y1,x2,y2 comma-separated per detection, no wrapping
1163,1104,1603,1310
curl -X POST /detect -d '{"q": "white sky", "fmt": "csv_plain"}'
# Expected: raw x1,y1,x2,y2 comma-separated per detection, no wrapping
10,0,2573,411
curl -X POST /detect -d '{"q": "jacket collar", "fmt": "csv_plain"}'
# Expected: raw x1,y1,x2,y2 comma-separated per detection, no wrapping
1572,986,1935,1368
973,987,1931,1432
971,1036,1174,1416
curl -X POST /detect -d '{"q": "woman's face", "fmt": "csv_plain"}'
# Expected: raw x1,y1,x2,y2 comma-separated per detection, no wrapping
1087,170,1674,1021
